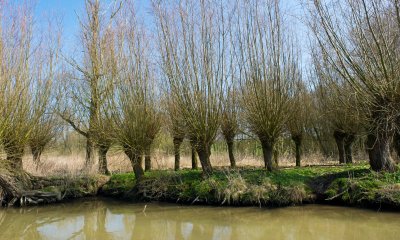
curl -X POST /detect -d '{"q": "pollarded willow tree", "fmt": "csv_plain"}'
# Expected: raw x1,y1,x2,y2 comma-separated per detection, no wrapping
28,99,59,170
221,16,241,168
0,3,33,170
107,5,161,181
164,97,186,171
28,23,61,170
311,0,400,171
154,0,228,175
313,51,362,164
221,81,240,168
93,24,122,175
60,0,122,172
0,2,58,171
287,80,312,167
237,0,299,171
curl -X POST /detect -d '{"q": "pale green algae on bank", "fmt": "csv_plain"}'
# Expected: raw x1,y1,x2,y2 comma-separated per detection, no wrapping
0,198,400,240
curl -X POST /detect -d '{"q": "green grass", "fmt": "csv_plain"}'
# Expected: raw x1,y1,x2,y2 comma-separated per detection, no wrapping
100,173,136,196
100,164,400,209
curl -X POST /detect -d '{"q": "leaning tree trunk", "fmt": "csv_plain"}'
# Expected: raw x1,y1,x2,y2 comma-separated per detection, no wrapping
334,130,346,164
98,144,110,175
191,143,198,169
173,137,183,171
226,139,236,168
124,148,144,181
367,132,397,172
260,139,274,171
196,144,213,176
144,146,151,172
344,134,355,164
292,134,302,167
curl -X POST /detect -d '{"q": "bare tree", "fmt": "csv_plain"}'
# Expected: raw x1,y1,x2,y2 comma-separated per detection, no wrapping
287,81,311,167
107,5,160,181
165,97,186,171
60,0,122,173
93,23,123,175
154,0,228,176
237,0,298,171
221,88,240,168
0,2,57,170
0,4,32,169
28,115,59,170
0,1,61,173
28,20,61,170
310,0,399,171
313,54,362,164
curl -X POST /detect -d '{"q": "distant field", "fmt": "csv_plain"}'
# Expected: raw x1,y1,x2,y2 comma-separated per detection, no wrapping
21,148,369,177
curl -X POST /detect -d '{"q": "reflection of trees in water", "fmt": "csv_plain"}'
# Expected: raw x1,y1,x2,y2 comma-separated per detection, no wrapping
1,202,400,239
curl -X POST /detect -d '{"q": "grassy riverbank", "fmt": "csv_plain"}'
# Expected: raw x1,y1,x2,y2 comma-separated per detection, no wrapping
100,164,400,210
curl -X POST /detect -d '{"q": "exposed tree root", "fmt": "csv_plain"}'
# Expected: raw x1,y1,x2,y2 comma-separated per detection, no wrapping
0,165,109,207
0,170,62,207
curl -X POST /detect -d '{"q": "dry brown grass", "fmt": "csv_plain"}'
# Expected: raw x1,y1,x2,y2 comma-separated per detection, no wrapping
19,147,369,177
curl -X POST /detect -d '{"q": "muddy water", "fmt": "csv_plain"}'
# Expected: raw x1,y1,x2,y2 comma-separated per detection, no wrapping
0,198,399,240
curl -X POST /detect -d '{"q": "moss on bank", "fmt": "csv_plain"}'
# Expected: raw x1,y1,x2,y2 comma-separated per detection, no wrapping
100,173,135,197
32,174,110,199
100,164,400,209
320,168,400,208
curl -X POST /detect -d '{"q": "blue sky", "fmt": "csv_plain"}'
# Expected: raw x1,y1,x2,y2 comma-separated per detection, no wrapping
34,0,153,53
32,0,309,64
35,0,84,52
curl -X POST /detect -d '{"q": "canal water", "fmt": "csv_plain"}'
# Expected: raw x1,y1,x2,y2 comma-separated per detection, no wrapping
0,198,399,239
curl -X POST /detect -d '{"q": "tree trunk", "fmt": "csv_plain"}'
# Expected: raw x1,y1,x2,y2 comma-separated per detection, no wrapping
3,142,24,171
344,134,355,164
313,126,329,158
98,145,110,175
6,155,23,170
292,134,302,167
124,148,144,181
144,146,151,172
191,143,198,170
196,144,213,176
367,132,397,172
31,147,43,171
85,137,96,172
393,132,400,163
273,149,279,167
334,130,346,164
260,140,274,171
173,137,183,171
226,139,236,168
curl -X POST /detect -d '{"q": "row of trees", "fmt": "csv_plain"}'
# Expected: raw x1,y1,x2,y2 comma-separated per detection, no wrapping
1,0,399,181
0,2,60,170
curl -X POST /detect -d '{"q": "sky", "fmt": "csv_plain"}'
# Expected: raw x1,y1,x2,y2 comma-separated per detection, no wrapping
35,0,84,53
34,0,153,54
32,0,309,66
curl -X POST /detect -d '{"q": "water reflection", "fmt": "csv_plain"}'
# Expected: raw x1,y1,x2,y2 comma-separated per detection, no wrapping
0,198,399,240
